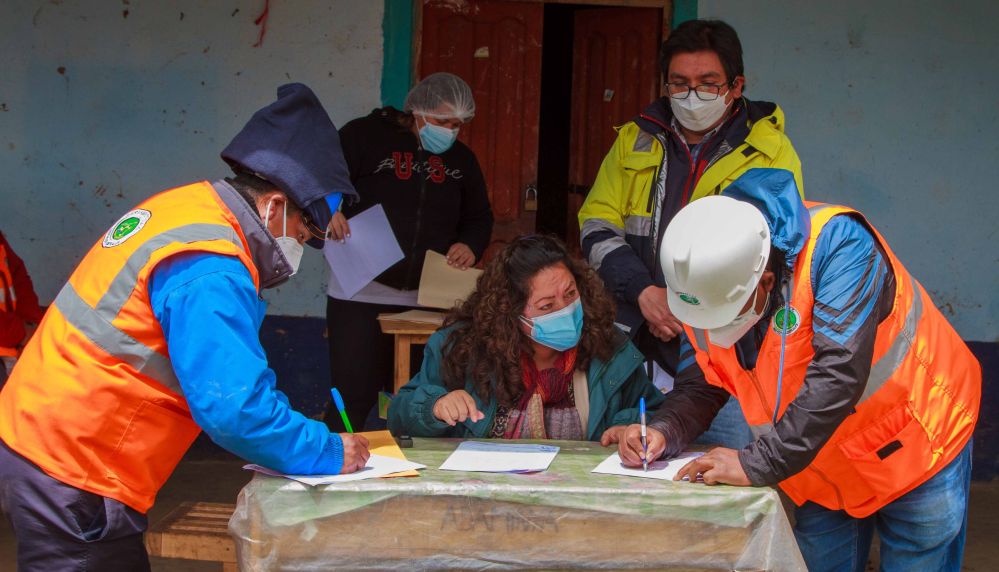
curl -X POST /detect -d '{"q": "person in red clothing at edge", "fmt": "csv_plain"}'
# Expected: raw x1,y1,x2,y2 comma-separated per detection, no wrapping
0,230,45,386
616,169,981,572
0,83,372,571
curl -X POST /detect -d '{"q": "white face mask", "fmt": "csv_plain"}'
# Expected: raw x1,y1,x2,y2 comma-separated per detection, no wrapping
669,91,732,132
707,286,768,349
264,198,304,276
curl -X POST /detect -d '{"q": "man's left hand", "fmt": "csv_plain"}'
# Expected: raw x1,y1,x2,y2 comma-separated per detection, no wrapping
446,243,475,269
674,447,751,486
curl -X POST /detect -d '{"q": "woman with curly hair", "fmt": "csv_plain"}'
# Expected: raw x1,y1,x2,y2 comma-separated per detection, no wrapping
388,235,663,442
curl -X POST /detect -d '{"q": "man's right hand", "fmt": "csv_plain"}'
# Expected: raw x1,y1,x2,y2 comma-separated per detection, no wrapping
618,424,667,467
338,433,370,474
638,286,683,342
433,389,485,426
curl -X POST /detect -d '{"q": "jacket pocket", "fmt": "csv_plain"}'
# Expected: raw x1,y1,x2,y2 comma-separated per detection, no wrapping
837,401,933,502
109,400,201,495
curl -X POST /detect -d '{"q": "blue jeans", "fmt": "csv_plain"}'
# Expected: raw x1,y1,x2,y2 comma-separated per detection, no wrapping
693,396,753,449
793,439,972,572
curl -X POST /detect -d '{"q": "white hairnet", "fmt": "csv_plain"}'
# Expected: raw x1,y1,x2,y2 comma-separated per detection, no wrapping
404,72,476,121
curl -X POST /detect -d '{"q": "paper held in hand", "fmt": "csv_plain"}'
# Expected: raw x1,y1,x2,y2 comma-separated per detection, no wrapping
417,250,482,309
324,204,404,299
591,451,705,481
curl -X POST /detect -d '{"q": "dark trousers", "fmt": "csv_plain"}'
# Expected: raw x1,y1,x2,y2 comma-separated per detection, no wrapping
325,296,424,432
0,440,150,571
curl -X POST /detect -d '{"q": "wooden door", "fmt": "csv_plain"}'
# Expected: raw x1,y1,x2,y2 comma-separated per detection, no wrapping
420,0,543,260
566,6,662,250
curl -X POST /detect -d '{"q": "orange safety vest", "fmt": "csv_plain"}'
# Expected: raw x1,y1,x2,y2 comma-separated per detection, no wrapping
0,181,260,513
686,202,981,517
0,242,17,357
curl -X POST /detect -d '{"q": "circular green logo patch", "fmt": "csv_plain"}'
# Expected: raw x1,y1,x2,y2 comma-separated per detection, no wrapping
103,209,151,247
677,292,700,306
772,306,801,335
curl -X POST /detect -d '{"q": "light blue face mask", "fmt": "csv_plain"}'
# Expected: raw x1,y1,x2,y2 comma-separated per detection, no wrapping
418,118,459,154
520,298,584,351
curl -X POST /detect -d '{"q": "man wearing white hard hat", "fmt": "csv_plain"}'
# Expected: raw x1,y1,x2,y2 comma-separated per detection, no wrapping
616,168,980,571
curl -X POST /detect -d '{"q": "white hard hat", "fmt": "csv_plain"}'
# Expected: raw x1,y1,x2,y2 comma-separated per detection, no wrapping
660,196,771,329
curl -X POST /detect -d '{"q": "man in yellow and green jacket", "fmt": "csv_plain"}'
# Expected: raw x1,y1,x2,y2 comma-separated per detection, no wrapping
578,19,804,447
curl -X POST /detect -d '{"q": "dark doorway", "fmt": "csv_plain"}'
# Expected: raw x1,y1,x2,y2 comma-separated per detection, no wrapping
537,4,663,254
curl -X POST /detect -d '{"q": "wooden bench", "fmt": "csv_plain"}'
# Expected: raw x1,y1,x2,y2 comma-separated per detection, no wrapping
145,501,238,571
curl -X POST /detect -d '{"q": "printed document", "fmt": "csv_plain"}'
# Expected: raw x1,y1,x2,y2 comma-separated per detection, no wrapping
591,451,705,481
244,454,425,486
324,204,403,298
439,441,559,473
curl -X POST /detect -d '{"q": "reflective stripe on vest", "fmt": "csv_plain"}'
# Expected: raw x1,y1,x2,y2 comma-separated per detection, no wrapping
858,275,923,403
54,222,241,396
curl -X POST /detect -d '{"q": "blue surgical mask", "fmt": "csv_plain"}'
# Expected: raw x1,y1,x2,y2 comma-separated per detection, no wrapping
418,117,459,154
520,298,584,351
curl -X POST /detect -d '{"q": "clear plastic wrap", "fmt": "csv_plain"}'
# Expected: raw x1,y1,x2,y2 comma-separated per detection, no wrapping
230,438,806,571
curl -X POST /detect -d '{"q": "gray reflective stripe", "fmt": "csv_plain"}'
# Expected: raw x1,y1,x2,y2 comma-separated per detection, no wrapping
54,281,183,395
749,423,773,440
589,237,628,270
692,328,709,351
624,215,651,238
96,223,241,317
808,204,831,216
581,219,627,270
632,131,654,153
859,276,924,404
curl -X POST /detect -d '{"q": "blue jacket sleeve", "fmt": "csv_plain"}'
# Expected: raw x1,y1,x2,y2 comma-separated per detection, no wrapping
149,252,345,475
386,330,458,437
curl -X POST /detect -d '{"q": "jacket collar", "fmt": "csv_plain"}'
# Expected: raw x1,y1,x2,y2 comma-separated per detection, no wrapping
211,180,294,289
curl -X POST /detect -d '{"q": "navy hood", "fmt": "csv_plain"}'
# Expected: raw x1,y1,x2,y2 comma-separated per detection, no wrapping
721,168,810,269
221,83,358,248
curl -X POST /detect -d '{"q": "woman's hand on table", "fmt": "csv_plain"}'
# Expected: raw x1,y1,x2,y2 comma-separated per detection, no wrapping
338,433,371,474
599,425,628,446
433,390,485,426
617,424,666,467
674,447,750,486
446,243,475,269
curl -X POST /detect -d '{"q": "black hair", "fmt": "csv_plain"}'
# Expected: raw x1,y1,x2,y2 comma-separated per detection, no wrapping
660,19,744,89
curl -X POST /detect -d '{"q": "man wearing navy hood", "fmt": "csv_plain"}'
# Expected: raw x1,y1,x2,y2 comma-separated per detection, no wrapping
0,83,368,571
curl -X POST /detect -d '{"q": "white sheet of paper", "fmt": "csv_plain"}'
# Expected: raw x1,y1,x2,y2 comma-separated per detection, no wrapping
244,454,426,486
591,451,705,481
323,204,404,298
438,441,560,473
417,250,483,309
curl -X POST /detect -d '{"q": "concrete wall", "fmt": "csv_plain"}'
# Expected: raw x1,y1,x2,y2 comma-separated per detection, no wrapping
0,0,383,317
699,0,999,342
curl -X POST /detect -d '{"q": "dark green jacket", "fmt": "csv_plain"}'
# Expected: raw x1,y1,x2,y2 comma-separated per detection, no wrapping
387,325,665,440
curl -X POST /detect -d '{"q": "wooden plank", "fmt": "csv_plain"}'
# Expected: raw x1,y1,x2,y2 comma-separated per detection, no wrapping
146,501,237,564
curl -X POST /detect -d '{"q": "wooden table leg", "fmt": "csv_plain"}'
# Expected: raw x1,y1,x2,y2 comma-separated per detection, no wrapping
394,335,412,394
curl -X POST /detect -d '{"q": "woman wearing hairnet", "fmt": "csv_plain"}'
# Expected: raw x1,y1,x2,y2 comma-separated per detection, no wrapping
324,73,494,430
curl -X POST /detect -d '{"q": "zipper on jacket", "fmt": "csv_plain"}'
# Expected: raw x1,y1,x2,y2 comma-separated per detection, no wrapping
747,370,774,419
404,149,430,287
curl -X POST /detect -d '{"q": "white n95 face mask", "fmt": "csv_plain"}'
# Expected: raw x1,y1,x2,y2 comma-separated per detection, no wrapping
670,92,732,132
708,286,767,349
265,198,304,276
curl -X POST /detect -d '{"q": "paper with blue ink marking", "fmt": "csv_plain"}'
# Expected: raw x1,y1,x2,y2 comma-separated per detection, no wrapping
439,441,560,473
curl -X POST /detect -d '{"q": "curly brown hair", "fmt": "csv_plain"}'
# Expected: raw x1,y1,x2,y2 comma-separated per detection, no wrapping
440,235,620,407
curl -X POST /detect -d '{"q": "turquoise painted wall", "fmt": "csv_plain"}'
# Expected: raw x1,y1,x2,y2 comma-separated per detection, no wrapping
698,0,999,341
0,1,384,317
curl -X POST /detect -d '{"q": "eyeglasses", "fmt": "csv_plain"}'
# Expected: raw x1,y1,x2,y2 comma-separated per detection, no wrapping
666,83,730,101
300,211,330,241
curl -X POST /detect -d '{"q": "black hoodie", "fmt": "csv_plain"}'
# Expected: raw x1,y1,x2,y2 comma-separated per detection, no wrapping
338,107,494,290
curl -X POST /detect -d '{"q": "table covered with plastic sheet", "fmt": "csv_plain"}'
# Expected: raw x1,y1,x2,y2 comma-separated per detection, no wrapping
229,438,806,571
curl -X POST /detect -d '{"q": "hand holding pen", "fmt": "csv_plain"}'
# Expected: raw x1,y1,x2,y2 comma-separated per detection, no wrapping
640,397,648,471
617,424,667,468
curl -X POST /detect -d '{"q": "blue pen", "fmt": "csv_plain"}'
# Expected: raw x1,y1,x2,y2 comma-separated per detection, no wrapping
640,397,648,472
330,388,354,433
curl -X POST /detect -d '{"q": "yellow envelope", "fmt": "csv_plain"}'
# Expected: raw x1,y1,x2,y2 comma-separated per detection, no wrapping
358,430,419,477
